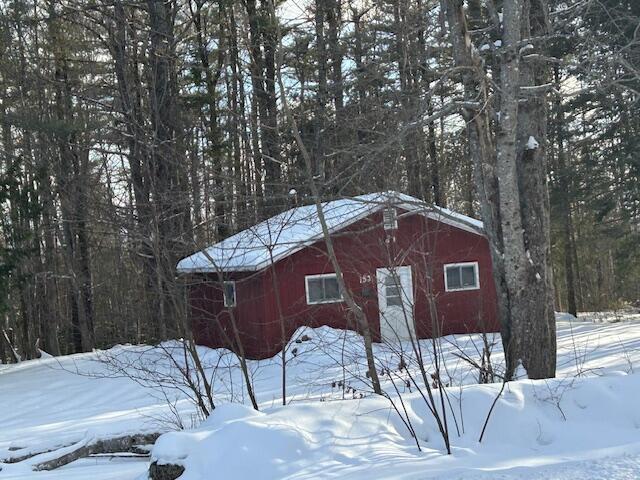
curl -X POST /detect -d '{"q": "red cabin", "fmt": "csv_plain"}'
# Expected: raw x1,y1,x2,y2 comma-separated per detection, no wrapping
177,192,499,359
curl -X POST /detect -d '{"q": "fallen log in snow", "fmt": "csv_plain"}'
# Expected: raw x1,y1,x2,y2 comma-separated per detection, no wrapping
33,432,160,471
2,444,71,464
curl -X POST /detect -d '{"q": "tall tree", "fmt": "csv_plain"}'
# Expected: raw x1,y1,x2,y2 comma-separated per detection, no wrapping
444,0,556,379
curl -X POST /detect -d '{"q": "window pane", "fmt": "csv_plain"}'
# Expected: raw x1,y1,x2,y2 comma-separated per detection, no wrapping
387,295,402,307
224,283,236,306
386,285,401,297
323,277,340,300
461,266,476,287
308,278,324,303
384,275,399,286
446,267,461,289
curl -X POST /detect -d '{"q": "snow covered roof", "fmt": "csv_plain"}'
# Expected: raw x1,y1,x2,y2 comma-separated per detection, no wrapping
176,191,484,273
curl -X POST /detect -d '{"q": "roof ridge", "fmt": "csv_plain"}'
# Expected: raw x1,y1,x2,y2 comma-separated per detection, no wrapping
177,192,483,273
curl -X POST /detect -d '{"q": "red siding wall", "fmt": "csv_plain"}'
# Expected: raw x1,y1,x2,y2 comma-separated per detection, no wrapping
187,211,499,359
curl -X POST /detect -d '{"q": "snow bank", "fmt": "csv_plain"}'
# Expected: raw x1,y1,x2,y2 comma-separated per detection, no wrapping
151,373,640,479
579,309,640,324
152,398,411,480
555,311,577,321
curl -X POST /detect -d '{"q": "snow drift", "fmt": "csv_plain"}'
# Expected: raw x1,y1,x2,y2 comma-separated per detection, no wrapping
151,373,640,479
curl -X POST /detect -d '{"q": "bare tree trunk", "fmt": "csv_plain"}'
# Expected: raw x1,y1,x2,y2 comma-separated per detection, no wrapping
553,66,577,317
443,0,511,369
48,0,94,352
38,151,61,355
444,0,556,379
261,0,282,205
2,325,20,363
76,149,95,349
190,0,228,239
0,327,6,363
314,0,328,181
245,0,281,217
514,0,556,378
227,3,247,229
108,0,158,339
147,0,193,337
492,0,532,379
327,0,343,182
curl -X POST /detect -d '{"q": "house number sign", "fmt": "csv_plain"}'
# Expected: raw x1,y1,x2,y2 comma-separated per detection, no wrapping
359,274,372,284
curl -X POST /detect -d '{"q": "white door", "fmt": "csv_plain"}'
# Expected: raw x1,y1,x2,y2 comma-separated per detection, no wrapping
376,266,415,343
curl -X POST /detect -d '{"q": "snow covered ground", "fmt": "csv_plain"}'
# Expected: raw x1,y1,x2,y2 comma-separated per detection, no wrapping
1,310,639,479
151,375,640,480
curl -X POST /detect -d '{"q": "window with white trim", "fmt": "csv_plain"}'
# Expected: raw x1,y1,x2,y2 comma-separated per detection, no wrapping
383,207,398,230
444,262,480,291
384,275,403,306
305,273,342,304
223,281,236,307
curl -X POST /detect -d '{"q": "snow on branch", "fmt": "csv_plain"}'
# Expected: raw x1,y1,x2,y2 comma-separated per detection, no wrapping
519,83,557,96
526,136,540,150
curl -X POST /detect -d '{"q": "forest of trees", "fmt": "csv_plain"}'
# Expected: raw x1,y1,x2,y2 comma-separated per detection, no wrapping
0,0,638,363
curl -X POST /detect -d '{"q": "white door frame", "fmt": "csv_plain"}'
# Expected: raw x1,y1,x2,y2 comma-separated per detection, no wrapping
376,266,415,343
